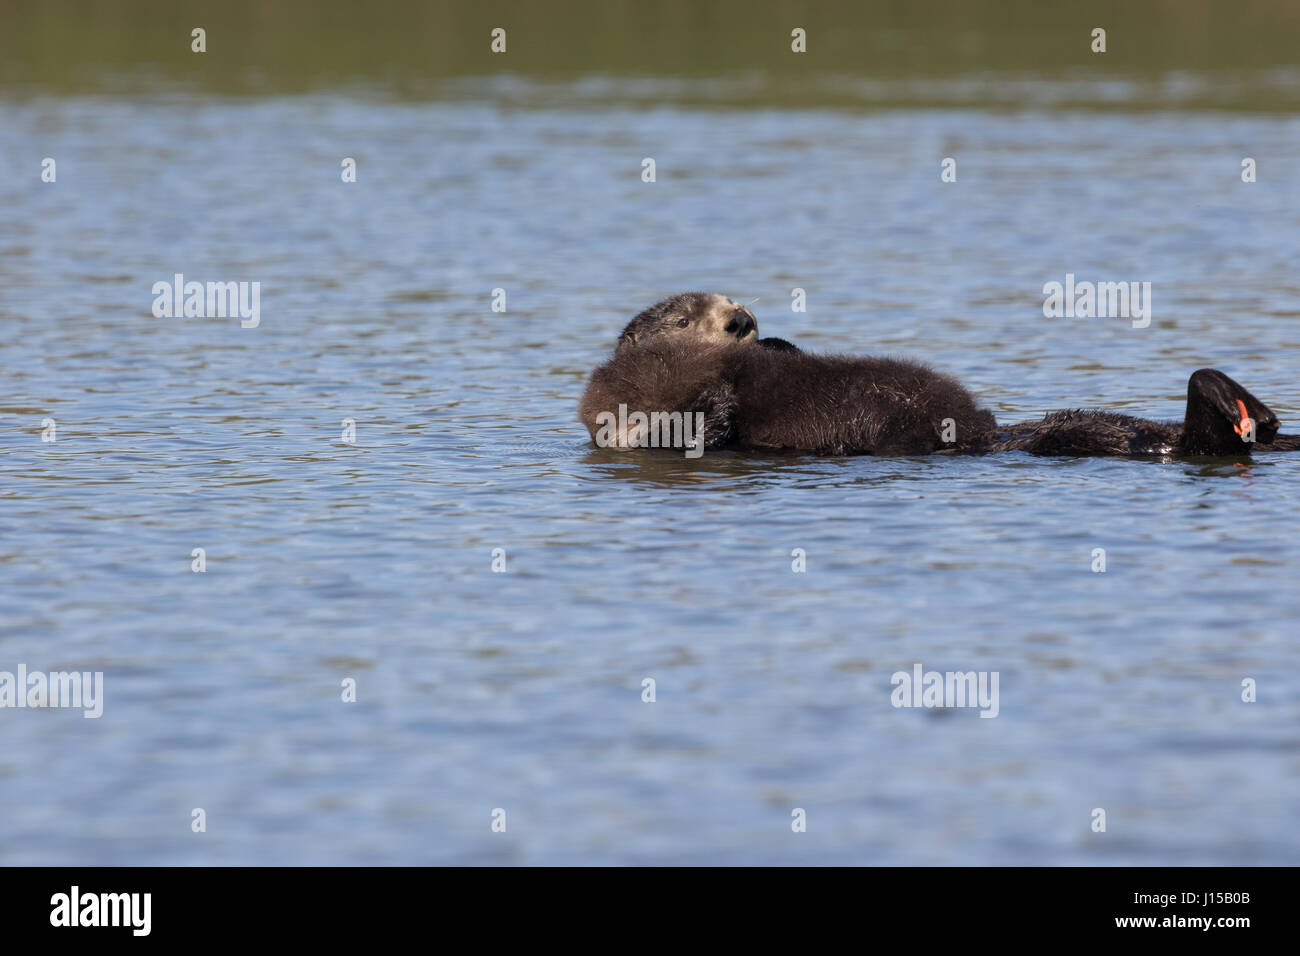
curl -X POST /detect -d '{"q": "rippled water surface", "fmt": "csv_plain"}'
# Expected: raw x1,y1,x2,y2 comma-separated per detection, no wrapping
2,83,1299,864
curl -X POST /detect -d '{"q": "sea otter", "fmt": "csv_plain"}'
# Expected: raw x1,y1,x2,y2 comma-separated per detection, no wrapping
579,293,1300,457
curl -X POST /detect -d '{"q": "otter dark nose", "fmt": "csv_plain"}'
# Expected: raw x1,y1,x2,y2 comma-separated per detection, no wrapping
725,309,756,338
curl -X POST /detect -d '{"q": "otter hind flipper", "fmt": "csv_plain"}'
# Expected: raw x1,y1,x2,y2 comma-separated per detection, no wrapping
1182,368,1280,454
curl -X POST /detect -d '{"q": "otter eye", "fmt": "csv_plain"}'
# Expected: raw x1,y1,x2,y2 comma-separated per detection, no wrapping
676,317,690,328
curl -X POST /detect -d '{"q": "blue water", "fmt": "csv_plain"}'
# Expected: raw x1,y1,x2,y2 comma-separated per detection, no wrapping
1,89,1298,864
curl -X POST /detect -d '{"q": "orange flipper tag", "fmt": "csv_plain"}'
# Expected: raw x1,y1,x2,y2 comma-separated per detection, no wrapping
1232,399,1251,437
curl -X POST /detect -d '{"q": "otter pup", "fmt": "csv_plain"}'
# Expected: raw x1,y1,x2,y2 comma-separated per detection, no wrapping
580,293,1300,458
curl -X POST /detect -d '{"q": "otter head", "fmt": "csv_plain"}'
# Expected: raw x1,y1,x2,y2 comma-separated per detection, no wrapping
616,292,758,352
1181,368,1281,455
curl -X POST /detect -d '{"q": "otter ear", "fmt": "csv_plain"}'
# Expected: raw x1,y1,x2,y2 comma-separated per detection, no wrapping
618,330,637,349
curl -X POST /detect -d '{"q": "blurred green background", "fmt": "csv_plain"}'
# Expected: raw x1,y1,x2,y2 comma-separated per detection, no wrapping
2,0,1298,108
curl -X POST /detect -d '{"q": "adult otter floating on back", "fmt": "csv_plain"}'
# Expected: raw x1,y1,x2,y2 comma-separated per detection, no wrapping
578,292,1300,457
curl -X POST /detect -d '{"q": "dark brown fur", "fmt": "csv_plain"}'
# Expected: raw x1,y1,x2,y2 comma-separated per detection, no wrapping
580,340,995,455
580,345,1299,458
